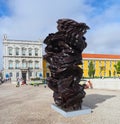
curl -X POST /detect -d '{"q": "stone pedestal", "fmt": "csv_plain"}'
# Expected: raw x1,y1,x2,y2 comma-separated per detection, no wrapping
51,103,92,117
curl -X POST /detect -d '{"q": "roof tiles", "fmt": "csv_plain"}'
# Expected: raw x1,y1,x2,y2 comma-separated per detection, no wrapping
82,53,120,59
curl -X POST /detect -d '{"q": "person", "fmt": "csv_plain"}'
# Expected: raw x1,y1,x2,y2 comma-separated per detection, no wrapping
82,79,93,89
44,79,47,88
16,78,20,87
87,80,93,89
21,79,28,85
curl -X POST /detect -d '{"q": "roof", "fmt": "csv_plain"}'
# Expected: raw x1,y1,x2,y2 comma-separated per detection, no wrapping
82,53,120,59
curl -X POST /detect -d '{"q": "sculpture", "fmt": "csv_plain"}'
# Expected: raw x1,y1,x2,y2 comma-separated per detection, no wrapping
43,19,89,111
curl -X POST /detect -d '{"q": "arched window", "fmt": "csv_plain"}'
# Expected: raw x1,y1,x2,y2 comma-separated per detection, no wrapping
22,60,27,68
28,48,32,56
35,48,38,56
15,47,19,55
28,60,33,69
22,47,26,56
35,61,39,69
15,60,20,69
8,47,13,55
9,60,13,69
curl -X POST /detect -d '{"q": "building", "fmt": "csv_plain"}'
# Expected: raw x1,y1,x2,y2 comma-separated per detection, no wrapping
3,35,43,82
43,53,120,78
82,53,120,78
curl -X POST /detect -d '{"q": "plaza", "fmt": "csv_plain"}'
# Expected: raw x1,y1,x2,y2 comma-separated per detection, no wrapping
0,80,120,124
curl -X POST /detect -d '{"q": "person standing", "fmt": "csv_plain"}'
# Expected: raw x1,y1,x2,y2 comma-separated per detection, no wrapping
16,77,20,87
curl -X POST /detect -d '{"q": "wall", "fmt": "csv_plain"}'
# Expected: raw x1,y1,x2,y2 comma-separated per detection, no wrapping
90,78,120,90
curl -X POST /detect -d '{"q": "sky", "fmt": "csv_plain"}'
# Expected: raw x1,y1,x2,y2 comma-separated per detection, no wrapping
0,0,120,69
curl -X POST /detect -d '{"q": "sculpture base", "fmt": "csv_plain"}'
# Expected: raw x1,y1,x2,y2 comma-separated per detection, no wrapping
51,103,92,117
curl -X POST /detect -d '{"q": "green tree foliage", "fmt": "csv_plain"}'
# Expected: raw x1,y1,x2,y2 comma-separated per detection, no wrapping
88,61,95,78
114,61,120,74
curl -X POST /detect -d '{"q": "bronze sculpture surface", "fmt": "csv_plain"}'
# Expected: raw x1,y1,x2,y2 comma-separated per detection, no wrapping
44,19,89,111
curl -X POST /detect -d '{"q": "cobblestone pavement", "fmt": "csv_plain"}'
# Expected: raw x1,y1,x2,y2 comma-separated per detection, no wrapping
0,82,120,124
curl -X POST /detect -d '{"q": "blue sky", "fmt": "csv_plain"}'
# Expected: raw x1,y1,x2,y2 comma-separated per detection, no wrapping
0,0,11,17
0,0,120,70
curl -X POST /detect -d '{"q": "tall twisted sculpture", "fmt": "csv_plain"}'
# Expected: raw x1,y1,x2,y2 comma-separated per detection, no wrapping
44,19,89,111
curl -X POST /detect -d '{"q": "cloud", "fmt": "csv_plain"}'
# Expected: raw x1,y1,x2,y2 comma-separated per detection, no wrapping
0,0,91,39
0,0,89,69
85,22,120,54
0,0,120,69
85,2,120,54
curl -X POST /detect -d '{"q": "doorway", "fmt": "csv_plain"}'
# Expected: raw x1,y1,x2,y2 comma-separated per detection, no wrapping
22,71,26,81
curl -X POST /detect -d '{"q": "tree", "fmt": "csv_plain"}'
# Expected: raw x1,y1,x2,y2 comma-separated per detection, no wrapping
88,61,95,78
100,66,105,77
114,61,120,74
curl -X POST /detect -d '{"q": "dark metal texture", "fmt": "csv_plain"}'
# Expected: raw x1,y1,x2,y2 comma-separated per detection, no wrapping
43,18,89,111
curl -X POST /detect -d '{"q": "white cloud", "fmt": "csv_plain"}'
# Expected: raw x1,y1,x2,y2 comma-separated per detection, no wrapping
83,2,120,54
0,0,120,69
85,22,120,54
1,0,90,39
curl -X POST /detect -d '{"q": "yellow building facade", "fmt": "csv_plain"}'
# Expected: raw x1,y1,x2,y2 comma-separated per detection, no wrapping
43,53,120,78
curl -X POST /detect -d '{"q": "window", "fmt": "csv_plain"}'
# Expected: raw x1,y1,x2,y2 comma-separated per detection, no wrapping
22,48,26,56
35,48,38,56
29,71,32,77
104,60,106,67
16,72,19,78
15,60,20,69
28,61,33,69
28,48,32,56
9,60,13,69
110,61,112,69
15,47,19,55
36,72,38,77
8,47,13,55
9,72,13,77
99,60,102,67
22,60,27,68
35,61,39,69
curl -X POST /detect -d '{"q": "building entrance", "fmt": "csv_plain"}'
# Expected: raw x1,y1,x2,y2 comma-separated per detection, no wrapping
22,71,27,81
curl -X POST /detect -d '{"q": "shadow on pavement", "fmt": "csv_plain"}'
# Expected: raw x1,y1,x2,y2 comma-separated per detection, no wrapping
83,94,116,109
